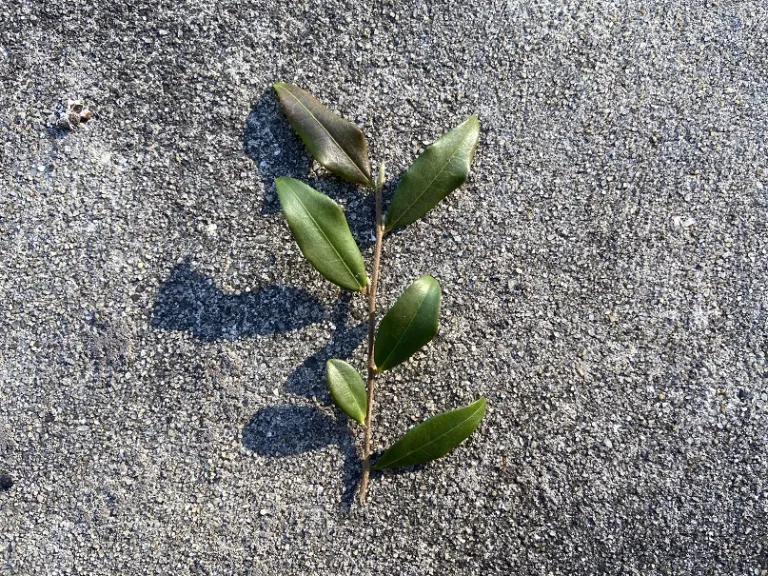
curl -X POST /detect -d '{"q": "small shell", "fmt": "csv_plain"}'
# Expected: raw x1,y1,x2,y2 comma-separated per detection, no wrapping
55,99,94,130
68,99,84,115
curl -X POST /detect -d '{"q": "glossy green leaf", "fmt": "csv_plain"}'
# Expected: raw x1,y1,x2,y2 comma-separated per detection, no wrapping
275,177,369,291
326,359,367,424
374,275,441,372
373,398,487,470
384,115,480,232
273,82,372,186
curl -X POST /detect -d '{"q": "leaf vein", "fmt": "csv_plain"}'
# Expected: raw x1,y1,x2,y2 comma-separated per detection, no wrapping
376,288,433,370
288,182,361,289
282,86,369,184
377,403,484,468
386,133,468,230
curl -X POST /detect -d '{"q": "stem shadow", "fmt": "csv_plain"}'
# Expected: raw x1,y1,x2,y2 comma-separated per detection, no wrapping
283,293,367,400
242,404,359,510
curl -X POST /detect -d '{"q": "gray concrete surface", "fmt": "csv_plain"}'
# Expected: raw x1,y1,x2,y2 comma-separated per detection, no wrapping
1,0,767,574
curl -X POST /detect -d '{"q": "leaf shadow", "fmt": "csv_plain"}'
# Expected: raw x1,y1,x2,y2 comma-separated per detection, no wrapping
372,460,429,478
150,258,325,340
242,404,360,510
242,88,375,249
243,88,312,215
283,293,367,400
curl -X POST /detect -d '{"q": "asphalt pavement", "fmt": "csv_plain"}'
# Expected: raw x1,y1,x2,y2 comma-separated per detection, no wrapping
1,1,766,574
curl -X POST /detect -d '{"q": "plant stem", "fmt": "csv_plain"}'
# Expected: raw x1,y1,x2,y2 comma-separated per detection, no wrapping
359,162,385,504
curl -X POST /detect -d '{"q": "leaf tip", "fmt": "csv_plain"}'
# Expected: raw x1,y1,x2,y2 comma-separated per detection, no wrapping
421,273,440,286
466,115,481,137
419,274,442,303
273,176,293,203
471,396,488,422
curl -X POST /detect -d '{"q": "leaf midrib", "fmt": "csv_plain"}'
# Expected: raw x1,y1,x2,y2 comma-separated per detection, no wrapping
330,362,366,418
376,402,483,468
288,182,361,289
281,86,369,184
376,286,433,371
339,364,366,416
386,125,471,230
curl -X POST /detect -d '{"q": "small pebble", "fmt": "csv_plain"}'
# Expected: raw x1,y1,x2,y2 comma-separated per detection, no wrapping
0,474,13,491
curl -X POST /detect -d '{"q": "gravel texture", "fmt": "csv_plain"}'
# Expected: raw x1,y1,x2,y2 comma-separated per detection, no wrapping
2,1,767,574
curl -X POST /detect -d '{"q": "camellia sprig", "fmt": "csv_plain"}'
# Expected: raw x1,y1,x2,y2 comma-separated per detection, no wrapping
272,82,486,503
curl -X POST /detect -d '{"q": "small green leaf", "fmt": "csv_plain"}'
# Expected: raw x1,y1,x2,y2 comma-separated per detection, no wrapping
374,275,441,372
275,177,369,291
384,116,480,232
326,359,367,424
373,398,487,470
273,82,372,186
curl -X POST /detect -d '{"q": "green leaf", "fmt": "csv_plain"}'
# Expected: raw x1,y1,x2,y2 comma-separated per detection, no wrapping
275,177,369,291
374,275,441,372
373,398,487,470
384,115,480,232
273,82,372,186
326,359,367,424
